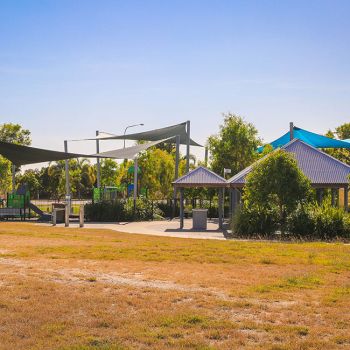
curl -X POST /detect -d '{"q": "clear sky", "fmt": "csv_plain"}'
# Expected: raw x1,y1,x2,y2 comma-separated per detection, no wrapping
1,0,349,163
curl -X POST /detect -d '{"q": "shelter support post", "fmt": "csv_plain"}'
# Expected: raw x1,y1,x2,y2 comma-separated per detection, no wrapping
11,164,16,193
344,186,349,212
96,130,101,188
186,120,190,173
133,157,138,213
64,140,71,213
229,188,235,217
218,188,223,230
172,135,180,219
179,188,184,229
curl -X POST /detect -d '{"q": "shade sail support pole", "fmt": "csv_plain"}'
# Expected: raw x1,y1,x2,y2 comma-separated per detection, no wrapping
64,140,71,212
96,130,101,188
133,157,138,214
179,188,184,229
172,135,180,219
186,120,190,173
290,122,294,141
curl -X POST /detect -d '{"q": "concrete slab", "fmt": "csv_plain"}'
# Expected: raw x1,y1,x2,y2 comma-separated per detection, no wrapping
39,219,229,240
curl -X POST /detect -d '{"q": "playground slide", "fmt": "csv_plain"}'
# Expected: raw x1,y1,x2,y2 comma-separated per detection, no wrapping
28,202,52,221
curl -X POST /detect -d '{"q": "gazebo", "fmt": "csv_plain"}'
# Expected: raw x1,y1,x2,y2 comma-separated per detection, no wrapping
173,166,228,229
229,138,350,212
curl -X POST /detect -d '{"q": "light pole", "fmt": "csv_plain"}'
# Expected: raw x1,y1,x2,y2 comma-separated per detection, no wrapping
123,123,144,148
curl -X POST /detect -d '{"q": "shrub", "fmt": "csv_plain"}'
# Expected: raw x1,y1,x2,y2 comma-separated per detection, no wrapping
123,197,161,221
231,206,279,237
311,202,349,239
232,201,350,240
157,201,179,218
287,204,315,237
85,197,161,222
85,200,124,222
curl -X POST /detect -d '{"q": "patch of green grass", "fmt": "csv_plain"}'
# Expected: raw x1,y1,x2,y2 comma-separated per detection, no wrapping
253,274,323,294
325,286,350,304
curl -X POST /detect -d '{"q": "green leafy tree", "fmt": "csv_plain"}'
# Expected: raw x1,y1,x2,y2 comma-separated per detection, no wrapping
0,123,31,145
323,124,350,165
243,150,312,232
0,123,31,194
208,113,261,175
335,123,350,139
100,159,118,187
138,148,178,199
16,169,41,198
47,161,66,200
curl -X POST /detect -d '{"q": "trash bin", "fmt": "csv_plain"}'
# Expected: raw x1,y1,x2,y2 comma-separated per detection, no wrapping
52,203,65,223
192,209,208,230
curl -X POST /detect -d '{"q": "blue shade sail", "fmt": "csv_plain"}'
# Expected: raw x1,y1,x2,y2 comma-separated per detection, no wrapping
258,127,350,153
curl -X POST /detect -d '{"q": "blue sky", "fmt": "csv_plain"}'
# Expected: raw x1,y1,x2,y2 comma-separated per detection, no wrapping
0,0,349,161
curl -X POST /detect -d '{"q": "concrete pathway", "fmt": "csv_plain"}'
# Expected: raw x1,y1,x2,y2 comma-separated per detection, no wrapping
41,219,229,240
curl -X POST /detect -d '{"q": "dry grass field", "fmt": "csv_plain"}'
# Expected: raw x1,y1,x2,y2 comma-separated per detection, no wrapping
0,223,349,349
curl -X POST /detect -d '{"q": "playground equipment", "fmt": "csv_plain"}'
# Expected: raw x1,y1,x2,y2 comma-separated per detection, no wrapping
0,185,51,221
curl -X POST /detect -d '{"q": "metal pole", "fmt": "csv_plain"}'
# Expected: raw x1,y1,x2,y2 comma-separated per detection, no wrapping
79,205,84,228
96,130,101,188
186,120,190,173
172,135,180,219
64,140,70,213
11,164,16,193
290,122,294,141
52,209,57,226
65,203,69,227
179,188,184,229
204,147,208,167
133,157,138,213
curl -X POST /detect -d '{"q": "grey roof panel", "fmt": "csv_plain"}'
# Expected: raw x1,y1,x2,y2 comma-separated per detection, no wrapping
173,166,227,186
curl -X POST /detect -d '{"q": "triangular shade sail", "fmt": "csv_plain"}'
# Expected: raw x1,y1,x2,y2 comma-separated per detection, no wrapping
86,122,202,147
93,138,172,159
0,141,91,166
258,127,350,153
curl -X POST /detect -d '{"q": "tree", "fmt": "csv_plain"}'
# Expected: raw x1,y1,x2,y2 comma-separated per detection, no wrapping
335,123,350,139
138,148,181,199
100,159,118,187
323,123,350,165
208,113,261,175
47,161,66,200
0,123,31,194
16,169,41,198
243,150,311,231
0,123,31,145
